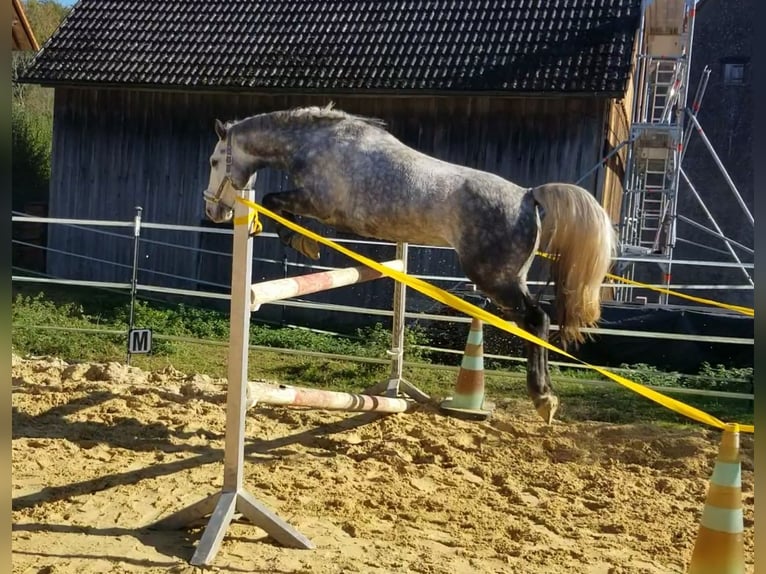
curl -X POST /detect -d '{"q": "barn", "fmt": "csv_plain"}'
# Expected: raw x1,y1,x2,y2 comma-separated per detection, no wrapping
19,0,642,330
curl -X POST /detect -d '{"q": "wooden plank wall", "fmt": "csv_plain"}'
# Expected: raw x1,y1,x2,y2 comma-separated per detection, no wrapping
47,88,609,330
601,28,638,226
602,96,633,224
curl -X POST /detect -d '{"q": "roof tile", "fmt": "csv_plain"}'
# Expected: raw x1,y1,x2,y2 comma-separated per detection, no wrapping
21,0,641,94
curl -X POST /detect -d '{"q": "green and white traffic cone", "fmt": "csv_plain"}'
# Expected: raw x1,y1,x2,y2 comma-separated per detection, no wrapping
439,317,493,421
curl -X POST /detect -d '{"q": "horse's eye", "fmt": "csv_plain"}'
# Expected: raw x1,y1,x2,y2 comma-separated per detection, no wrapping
211,159,219,168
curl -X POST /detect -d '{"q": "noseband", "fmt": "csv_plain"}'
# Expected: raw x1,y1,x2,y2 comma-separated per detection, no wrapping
203,131,237,210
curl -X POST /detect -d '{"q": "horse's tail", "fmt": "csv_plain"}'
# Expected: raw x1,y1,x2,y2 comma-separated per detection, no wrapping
531,183,617,348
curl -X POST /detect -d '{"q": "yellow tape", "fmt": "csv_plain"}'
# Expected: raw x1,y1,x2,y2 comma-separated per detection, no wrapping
537,252,754,317
233,208,262,234
234,197,754,434
604,273,754,317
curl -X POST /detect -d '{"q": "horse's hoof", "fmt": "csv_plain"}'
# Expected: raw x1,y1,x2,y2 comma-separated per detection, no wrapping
291,235,321,260
535,394,559,424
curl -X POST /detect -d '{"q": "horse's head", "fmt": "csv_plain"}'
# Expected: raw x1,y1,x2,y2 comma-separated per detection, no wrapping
203,119,251,223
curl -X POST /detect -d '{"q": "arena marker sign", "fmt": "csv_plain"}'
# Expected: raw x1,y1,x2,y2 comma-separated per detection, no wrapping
128,328,152,354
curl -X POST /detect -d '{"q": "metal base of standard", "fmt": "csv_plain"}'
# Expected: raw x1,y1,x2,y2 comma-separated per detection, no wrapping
438,397,495,421
364,377,430,404
151,488,313,566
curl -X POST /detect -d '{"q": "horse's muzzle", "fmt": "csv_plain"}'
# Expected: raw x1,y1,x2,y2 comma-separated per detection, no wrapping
203,188,235,223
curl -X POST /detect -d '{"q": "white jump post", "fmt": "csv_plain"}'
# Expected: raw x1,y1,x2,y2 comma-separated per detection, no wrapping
365,241,430,401
153,193,428,565
152,189,313,564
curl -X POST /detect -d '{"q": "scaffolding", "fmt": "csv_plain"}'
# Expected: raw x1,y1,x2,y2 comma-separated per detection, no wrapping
613,0,754,304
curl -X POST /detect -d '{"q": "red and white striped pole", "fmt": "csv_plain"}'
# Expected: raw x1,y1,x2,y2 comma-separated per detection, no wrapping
250,259,404,311
247,381,410,414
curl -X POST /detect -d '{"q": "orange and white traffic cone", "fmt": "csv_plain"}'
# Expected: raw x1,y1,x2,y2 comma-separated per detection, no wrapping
439,318,493,421
687,423,745,574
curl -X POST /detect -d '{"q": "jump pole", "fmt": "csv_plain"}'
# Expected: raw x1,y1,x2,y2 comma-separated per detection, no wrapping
151,188,313,565
251,241,428,403
247,381,410,413
250,259,405,311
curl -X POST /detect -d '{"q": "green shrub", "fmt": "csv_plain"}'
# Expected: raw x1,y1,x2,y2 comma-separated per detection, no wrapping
11,104,51,210
12,291,752,402
686,362,753,394
616,362,682,388
11,293,123,359
174,304,230,339
12,292,435,363
354,322,432,362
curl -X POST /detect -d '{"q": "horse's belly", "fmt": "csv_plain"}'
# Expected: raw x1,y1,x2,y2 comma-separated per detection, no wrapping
317,181,456,247
346,214,453,247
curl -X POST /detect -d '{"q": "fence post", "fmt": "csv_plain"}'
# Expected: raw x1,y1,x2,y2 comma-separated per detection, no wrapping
126,206,143,365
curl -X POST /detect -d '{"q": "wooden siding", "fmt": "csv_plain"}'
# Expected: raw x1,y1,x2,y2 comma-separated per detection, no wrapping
602,96,633,223
47,89,609,329
601,23,638,225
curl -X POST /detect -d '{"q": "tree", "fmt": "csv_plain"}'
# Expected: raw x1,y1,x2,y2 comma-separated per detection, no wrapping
12,1,70,211
24,0,70,44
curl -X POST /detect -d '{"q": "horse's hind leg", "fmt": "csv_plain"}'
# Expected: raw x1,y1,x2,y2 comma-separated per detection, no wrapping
262,188,321,260
523,297,558,424
455,190,558,423
491,283,558,424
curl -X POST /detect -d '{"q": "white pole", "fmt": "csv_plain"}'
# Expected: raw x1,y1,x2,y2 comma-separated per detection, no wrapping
176,188,312,567
387,242,409,396
221,195,254,493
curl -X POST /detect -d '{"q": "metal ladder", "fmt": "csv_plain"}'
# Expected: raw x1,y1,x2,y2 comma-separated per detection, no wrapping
616,0,695,303
649,60,678,123
640,154,672,252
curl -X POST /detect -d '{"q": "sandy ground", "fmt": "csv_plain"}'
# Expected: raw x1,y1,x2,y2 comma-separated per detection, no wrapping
12,355,754,574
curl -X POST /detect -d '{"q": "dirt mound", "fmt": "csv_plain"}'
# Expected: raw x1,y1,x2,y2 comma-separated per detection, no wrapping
12,356,754,573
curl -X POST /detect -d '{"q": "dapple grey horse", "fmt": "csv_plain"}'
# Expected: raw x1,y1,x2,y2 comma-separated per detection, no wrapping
203,105,617,423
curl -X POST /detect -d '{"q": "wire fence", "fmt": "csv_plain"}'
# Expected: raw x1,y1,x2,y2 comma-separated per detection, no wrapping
11,213,756,301
11,210,754,400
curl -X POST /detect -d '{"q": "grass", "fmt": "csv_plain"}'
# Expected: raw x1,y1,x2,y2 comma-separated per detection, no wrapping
11,288,754,429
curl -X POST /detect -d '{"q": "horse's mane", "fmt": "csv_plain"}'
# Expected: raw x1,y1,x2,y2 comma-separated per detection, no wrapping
280,103,387,128
232,103,388,132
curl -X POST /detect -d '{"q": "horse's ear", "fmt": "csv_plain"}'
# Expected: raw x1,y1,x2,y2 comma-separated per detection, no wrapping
214,119,227,140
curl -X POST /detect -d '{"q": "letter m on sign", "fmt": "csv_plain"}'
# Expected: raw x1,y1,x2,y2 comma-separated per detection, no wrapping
129,329,152,354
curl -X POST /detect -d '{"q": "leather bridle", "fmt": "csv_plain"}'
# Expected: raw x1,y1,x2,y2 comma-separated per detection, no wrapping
202,131,237,210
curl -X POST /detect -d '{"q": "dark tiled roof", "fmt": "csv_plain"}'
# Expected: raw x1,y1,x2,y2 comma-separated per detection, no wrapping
21,0,642,94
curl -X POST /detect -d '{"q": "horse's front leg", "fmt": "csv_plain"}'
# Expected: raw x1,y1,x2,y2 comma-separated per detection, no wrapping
262,188,321,260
